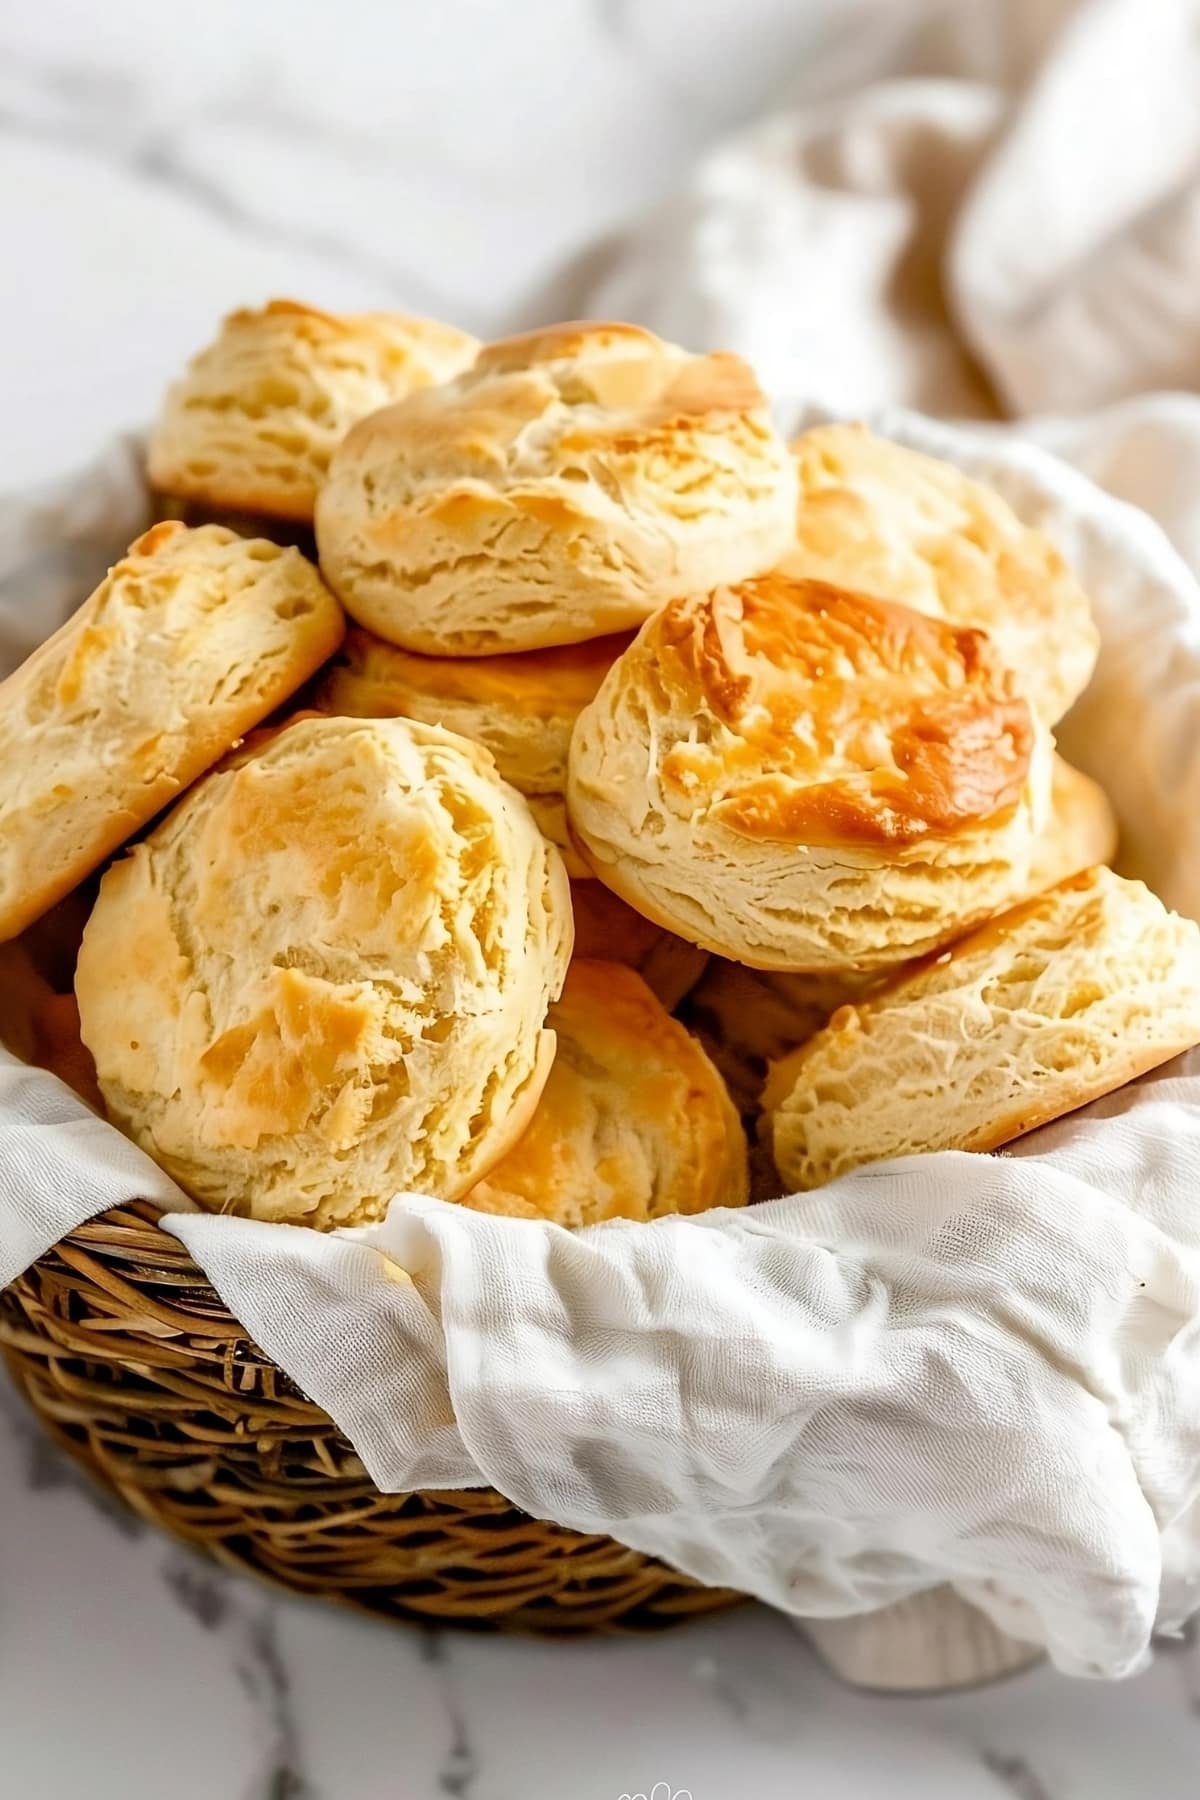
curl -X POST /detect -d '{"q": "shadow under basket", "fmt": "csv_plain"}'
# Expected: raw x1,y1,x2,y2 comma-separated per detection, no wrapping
0,1201,742,1635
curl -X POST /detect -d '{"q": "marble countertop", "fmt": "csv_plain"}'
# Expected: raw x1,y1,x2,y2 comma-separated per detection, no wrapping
4,3,1200,1794
0,0,841,489
5,1381,1200,1800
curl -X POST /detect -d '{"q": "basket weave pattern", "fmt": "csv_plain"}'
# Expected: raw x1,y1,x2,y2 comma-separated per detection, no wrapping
0,1202,741,1633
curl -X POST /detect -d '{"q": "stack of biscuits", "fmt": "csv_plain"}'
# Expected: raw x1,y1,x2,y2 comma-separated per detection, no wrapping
3,300,1200,1235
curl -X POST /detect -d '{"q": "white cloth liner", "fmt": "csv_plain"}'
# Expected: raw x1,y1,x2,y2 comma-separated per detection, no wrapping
8,0,1200,1679
582,0,1200,424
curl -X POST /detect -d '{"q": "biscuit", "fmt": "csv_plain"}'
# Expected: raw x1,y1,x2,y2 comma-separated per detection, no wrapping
310,625,630,875
567,571,1050,971
314,321,797,654
75,714,574,1228
684,759,1117,1115
569,879,709,1009
459,960,747,1227
147,300,479,523
765,866,1200,1191
1029,755,1118,894
0,522,345,943
784,423,1098,725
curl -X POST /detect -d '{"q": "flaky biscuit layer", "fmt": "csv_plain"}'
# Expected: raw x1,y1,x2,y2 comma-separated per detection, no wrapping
315,321,797,653
567,571,1050,970
76,714,573,1227
784,423,1098,725
0,522,344,942
148,300,478,522
460,960,747,1226
766,867,1200,1190
310,625,629,872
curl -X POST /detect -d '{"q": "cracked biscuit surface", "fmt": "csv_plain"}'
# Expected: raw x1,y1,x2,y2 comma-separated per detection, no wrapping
459,960,747,1226
784,423,1098,725
75,714,573,1228
0,521,344,942
314,321,797,653
310,624,630,874
765,866,1200,1190
567,569,1050,971
148,300,479,523
681,755,1117,1114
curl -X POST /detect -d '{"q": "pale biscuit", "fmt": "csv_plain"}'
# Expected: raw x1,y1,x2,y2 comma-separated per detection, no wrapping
310,625,630,875
569,879,709,1009
1029,755,1118,894
0,522,344,943
459,960,747,1227
524,798,590,879
765,866,1200,1191
784,423,1098,725
147,300,479,523
567,571,1050,972
314,321,797,654
75,714,573,1228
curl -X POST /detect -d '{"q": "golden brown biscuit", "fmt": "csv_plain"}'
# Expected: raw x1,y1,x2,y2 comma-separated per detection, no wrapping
310,625,630,875
568,880,708,1009
685,759,1116,1116
784,424,1098,725
765,866,1200,1191
0,522,344,943
459,960,747,1226
75,714,573,1228
1029,755,1118,894
314,320,797,654
568,571,1050,972
147,300,479,523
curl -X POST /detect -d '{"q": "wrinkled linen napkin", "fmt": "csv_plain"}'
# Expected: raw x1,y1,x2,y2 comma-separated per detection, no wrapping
580,0,1200,424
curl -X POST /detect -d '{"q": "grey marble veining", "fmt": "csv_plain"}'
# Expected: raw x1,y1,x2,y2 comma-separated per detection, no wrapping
419,1632,482,1800
6,1352,1200,1799
981,1750,1055,1800
0,0,902,487
0,1365,144,1539
0,42,461,320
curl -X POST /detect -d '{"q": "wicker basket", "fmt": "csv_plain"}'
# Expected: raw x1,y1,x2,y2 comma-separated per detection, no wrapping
0,1201,742,1634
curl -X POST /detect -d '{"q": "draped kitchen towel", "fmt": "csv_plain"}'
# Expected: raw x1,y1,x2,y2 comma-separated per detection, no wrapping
581,0,1200,422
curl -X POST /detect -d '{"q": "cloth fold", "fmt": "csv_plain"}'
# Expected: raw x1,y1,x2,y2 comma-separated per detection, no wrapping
6,1029,1200,1681
582,0,1200,421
